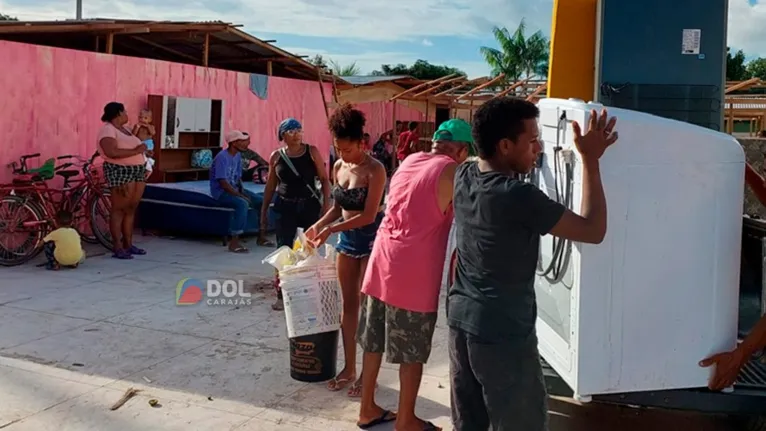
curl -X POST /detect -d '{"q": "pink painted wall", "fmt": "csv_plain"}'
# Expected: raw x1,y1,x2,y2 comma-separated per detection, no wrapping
355,101,424,142
0,40,425,183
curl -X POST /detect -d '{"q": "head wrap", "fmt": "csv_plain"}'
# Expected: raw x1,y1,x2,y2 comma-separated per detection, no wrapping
278,118,302,141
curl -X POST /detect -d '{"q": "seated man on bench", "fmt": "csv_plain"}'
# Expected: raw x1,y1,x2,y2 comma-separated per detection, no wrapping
210,130,260,253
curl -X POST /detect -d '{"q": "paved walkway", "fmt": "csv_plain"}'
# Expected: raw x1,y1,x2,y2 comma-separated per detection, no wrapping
0,236,741,430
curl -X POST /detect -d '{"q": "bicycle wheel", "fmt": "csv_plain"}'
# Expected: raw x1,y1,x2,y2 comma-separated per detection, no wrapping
66,187,99,244
0,195,47,266
75,196,99,245
88,189,112,250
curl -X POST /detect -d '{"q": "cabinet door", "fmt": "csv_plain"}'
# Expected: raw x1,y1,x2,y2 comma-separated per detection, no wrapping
176,97,197,132
162,96,177,148
194,99,212,132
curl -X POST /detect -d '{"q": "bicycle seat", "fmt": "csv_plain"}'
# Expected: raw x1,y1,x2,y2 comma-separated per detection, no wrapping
56,170,80,180
28,158,55,179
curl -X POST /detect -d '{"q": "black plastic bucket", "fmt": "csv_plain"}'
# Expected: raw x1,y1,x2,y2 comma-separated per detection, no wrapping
289,330,339,382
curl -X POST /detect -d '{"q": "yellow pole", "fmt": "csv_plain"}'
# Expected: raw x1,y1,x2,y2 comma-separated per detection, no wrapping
546,0,598,101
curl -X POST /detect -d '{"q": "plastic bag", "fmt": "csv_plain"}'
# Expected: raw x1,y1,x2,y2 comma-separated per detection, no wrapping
262,246,298,272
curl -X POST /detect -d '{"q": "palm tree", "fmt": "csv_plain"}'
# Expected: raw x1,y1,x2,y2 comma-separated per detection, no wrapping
480,19,549,85
329,60,361,76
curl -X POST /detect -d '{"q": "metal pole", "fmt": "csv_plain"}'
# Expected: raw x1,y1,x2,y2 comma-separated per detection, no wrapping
76,0,82,19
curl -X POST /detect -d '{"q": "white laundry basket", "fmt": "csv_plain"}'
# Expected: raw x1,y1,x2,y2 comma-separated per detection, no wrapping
279,261,342,338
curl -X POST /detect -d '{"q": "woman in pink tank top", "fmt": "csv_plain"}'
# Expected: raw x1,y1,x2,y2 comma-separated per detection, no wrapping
97,102,150,260
355,119,474,431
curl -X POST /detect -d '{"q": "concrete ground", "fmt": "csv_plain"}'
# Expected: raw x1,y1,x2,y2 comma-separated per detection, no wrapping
0,235,745,430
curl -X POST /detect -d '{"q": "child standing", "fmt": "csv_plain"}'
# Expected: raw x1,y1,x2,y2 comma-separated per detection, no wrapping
133,109,156,177
43,211,85,270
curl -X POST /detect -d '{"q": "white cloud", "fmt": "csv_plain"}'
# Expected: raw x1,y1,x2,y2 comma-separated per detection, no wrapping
728,0,766,57
0,0,553,41
422,38,434,47
2,0,766,78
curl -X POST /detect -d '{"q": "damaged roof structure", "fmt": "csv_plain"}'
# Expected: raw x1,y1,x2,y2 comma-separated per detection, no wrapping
0,18,335,82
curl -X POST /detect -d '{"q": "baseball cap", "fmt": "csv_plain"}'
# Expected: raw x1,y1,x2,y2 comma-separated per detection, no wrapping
432,119,475,155
226,130,249,144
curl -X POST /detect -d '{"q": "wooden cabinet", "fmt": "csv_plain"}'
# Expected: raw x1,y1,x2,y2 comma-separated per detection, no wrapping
146,95,225,183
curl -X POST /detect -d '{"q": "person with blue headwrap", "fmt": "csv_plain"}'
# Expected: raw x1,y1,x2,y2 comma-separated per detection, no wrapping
259,117,331,310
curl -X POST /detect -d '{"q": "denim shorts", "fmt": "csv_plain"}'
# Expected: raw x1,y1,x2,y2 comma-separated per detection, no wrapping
336,212,384,258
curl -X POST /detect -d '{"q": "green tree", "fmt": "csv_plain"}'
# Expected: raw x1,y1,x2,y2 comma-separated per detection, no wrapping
0,13,17,20
371,59,465,80
329,60,361,76
480,19,549,84
308,55,328,69
727,47,749,81
747,57,766,81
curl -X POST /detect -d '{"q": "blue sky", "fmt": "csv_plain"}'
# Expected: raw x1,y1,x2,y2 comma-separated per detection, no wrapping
1,0,764,78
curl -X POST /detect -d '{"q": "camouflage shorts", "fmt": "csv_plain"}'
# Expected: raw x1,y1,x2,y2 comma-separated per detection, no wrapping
357,295,438,364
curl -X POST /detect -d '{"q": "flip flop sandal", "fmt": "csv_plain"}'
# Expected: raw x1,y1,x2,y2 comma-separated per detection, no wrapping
357,410,396,430
422,421,441,431
112,249,134,260
257,238,275,247
229,246,250,254
327,376,354,392
127,245,147,255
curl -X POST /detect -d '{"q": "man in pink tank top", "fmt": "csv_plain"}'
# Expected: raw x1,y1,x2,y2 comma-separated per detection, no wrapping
356,120,474,431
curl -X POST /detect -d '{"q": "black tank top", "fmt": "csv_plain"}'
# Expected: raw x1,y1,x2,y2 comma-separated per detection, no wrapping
275,144,318,199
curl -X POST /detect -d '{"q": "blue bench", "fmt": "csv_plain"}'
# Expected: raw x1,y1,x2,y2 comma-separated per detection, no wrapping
136,181,277,237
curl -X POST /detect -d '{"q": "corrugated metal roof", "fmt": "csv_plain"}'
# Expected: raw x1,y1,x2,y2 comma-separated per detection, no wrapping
0,18,230,26
0,18,333,82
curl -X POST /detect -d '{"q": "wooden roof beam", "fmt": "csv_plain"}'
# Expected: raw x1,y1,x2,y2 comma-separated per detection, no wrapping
208,32,274,60
389,73,460,101
525,83,548,101
225,27,316,71
432,76,488,97
726,77,761,94
131,35,199,62
455,74,506,101
411,76,467,98
491,78,531,100
210,39,277,46
213,56,292,64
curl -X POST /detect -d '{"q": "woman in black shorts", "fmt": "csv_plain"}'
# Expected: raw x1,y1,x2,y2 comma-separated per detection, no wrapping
97,102,149,259
259,118,331,310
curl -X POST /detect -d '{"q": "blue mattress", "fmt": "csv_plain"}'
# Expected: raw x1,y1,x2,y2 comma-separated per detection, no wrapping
136,181,277,237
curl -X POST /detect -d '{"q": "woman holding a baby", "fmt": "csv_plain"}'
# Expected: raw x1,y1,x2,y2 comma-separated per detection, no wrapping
96,102,150,259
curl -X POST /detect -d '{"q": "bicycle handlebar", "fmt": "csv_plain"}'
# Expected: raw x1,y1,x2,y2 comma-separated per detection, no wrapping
20,153,40,161
57,155,74,160
55,163,74,171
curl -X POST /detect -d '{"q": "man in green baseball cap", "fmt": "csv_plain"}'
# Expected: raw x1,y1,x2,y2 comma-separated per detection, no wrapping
432,118,476,157
356,117,473,431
